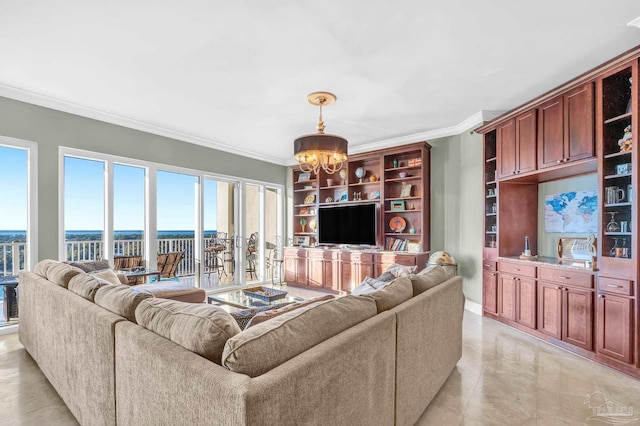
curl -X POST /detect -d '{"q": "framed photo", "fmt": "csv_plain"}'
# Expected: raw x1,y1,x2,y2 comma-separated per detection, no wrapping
390,200,405,211
339,192,348,202
296,236,310,247
407,242,422,253
297,172,311,182
400,184,413,198
616,163,632,175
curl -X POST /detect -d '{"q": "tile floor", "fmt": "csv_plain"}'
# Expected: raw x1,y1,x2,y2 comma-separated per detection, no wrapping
1,309,639,425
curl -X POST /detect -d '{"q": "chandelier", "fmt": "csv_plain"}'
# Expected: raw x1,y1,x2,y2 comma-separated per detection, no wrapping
294,92,348,174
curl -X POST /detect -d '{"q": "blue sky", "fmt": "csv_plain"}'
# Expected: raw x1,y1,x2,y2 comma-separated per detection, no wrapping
0,146,28,230
63,157,218,231
1,153,221,232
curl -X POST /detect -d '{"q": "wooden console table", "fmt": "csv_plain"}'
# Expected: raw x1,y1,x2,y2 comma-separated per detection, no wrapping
283,248,429,293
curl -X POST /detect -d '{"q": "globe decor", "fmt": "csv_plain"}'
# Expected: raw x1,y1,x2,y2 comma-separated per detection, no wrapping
427,251,457,277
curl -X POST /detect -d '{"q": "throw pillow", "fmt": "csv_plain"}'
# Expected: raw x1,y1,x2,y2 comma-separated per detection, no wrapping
410,265,449,296
245,294,335,328
229,302,294,329
377,263,417,281
364,277,413,313
135,298,241,365
45,263,84,288
352,276,391,296
65,260,110,273
89,269,122,286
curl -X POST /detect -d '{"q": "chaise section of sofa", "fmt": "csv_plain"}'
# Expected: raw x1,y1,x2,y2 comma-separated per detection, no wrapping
20,269,125,426
392,275,465,426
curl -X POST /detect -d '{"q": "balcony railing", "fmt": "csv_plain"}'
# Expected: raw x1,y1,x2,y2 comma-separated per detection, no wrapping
0,242,26,276
66,237,218,277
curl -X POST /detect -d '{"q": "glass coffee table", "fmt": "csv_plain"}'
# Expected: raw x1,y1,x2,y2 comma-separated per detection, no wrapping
207,287,305,310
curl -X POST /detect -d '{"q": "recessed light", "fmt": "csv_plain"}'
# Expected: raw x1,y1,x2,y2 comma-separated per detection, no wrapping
628,16,640,28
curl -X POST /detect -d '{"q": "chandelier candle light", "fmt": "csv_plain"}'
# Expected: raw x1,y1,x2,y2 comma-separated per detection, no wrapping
294,92,348,174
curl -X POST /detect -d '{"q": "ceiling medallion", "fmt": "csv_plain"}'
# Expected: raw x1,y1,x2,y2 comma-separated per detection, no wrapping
293,91,348,174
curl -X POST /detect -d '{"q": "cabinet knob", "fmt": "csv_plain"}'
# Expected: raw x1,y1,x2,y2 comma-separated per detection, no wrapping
557,160,563,164
562,287,568,291
564,158,569,162
512,171,517,175
555,286,562,289
491,272,497,276
558,276,570,280
597,294,604,298
512,268,520,271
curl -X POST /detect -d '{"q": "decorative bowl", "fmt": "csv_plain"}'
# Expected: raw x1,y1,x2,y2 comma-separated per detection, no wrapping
243,286,288,303
399,172,408,178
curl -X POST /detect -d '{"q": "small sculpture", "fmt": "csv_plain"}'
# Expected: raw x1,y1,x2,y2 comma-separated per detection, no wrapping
339,169,347,185
618,125,632,152
355,167,366,183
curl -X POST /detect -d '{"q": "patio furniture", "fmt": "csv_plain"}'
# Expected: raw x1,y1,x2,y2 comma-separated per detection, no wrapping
113,256,144,284
0,275,19,322
156,251,184,279
265,239,284,286
246,232,258,280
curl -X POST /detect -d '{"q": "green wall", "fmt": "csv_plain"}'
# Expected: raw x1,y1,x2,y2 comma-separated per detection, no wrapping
0,96,288,261
429,131,483,304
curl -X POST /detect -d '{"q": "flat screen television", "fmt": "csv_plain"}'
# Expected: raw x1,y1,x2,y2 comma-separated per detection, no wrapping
318,203,377,246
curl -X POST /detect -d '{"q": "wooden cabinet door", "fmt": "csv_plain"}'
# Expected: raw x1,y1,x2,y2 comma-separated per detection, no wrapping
564,83,594,162
284,255,297,284
562,287,593,351
516,277,537,329
483,270,498,314
537,96,564,169
515,109,537,174
307,255,324,288
596,294,633,364
538,282,562,339
296,255,308,286
497,119,517,178
322,258,340,292
498,275,517,321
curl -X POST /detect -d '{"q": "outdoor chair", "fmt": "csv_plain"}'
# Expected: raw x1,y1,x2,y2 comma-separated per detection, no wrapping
246,232,258,280
113,255,144,284
156,251,184,279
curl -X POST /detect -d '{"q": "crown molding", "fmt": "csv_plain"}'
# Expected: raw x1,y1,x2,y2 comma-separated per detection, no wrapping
348,110,501,155
628,16,640,28
0,83,284,165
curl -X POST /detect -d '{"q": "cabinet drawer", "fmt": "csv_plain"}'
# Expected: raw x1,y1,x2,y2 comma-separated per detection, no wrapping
498,262,536,278
539,267,593,289
598,277,633,296
483,260,497,272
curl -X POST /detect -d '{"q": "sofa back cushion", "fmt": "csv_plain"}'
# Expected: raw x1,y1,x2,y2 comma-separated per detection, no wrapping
364,277,413,313
135,299,240,364
410,265,449,296
34,259,60,278
68,273,111,302
45,263,84,288
94,285,152,322
222,295,377,377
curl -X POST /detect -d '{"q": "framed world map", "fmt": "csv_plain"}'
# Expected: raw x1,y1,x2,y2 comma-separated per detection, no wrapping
544,190,598,233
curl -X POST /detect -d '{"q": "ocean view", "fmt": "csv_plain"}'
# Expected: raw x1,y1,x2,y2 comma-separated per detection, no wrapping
0,230,218,244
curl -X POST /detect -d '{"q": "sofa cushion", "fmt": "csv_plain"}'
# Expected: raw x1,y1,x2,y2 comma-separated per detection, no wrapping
65,260,110,273
222,295,377,377
364,277,413,313
94,285,152,322
410,265,449,296
34,259,60,278
89,269,122,286
45,263,84,288
135,299,241,364
132,281,206,303
68,273,111,302
245,294,335,328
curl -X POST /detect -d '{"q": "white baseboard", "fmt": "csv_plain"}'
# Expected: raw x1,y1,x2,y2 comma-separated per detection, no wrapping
0,324,18,335
464,299,482,316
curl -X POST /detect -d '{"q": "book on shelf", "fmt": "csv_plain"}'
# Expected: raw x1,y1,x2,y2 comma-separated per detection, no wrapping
385,237,408,251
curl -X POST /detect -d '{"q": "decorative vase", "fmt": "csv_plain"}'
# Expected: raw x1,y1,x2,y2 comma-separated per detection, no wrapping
393,158,399,168
409,226,416,234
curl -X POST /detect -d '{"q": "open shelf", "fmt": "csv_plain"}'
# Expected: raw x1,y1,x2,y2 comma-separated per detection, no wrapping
604,112,632,124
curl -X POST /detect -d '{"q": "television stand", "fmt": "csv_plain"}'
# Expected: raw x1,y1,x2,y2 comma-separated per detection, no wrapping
283,247,429,293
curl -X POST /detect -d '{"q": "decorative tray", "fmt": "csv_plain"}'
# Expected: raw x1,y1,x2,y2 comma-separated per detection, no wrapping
243,286,288,303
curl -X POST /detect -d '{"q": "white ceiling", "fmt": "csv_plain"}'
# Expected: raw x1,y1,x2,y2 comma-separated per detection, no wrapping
1,1,640,165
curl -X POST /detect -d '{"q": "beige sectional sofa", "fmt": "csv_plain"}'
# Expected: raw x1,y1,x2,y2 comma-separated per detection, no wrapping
19,260,464,426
